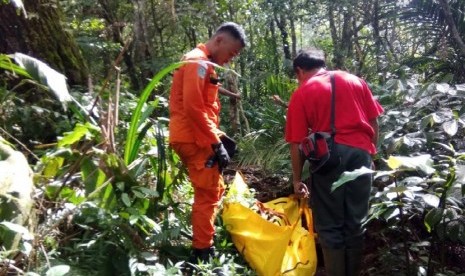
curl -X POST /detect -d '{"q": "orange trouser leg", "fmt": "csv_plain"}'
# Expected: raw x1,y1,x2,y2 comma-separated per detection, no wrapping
191,179,225,249
170,143,225,249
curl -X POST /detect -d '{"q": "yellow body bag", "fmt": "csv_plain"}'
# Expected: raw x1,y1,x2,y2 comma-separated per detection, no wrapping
222,172,317,276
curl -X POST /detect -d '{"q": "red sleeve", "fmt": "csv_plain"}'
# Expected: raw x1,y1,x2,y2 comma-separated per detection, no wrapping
183,62,220,146
285,89,310,143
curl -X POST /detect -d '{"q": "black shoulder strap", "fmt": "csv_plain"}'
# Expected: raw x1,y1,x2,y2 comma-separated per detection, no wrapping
301,71,336,136
330,72,336,136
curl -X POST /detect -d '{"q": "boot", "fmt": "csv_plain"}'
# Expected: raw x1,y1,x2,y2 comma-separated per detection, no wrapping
345,248,363,276
188,247,226,276
322,248,345,276
190,246,215,263
182,247,214,276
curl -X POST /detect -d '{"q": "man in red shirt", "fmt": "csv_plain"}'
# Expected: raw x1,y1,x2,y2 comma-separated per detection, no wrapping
169,22,246,264
285,49,383,276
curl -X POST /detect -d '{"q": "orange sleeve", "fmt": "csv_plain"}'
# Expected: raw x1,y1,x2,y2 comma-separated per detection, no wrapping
182,62,221,147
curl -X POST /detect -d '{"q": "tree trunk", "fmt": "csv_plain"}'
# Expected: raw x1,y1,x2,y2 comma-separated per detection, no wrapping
98,0,141,90
223,72,239,135
289,1,297,58
134,0,154,84
438,0,465,58
328,2,344,68
274,11,291,61
328,0,356,69
0,0,88,85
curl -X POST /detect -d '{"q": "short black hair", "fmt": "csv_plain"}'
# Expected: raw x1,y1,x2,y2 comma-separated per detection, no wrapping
293,48,326,72
215,22,247,47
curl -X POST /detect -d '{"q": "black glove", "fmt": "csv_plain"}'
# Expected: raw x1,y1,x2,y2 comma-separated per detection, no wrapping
211,142,230,170
220,135,237,158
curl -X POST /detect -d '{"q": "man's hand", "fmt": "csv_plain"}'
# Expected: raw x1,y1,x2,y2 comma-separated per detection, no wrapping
212,142,231,170
293,181,309,198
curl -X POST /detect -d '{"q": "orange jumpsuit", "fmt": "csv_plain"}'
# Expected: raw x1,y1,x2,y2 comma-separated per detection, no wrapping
169,44,225,249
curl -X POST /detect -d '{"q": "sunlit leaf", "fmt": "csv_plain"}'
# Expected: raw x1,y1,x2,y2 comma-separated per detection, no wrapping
400,176,424,186
129,215,139,225
456,84,465,93
442,120,458,136
45,265,70,276
43,156,64,177
331,166,374,192
9,0,27,18
385,155,435,174
374,170,396,179
432,142,455,155
0,54,30,77
421,194,440,207
386,156,402,170
383,207,400,221
58,123,97,147
140,216,161,233
435,83,451,94
10,53,71,106
0,222,33,240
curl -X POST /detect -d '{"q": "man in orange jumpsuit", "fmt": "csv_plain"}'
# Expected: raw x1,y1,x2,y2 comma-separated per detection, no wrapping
168,22,247,263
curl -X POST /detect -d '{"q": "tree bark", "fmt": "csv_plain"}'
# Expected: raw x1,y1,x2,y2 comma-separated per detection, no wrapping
328,2,345,68
0,0,88,85
289,1,297,58
98,0,141,90
274,11,291,61
438,0,465,58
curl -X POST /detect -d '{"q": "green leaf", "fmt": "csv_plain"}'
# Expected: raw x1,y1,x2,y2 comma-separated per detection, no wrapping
45,265,70,276
80,157,107,196
0,222,33,240
10,53,71,105
132,186,159,198
386,186,408,194
331,166,374,192
58,123,95,147
385,155,435,174
421,194,440,207
99,184,116,210
424,208,444,232
442,120,458,136
383,207,400,221
43,156,64,177
9,0,27,17
0,54,30,77
122,193,131,207
124,61,186,165
129,215,139,225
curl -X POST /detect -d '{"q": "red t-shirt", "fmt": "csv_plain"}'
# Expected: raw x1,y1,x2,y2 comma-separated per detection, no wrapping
285,70,384,154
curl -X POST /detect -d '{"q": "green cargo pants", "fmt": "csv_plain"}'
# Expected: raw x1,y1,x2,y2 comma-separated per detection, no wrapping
310,143,372,250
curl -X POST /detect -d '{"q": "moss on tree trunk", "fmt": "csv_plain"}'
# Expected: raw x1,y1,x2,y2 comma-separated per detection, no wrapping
0,0,88,85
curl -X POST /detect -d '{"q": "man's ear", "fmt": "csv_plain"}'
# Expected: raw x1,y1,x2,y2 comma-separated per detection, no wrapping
214,34,224,45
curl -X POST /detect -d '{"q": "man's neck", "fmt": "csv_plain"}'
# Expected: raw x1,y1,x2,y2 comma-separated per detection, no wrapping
302,68,324,82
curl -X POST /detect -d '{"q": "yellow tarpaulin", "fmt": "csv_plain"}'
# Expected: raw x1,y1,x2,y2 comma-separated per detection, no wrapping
222,172,317,276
